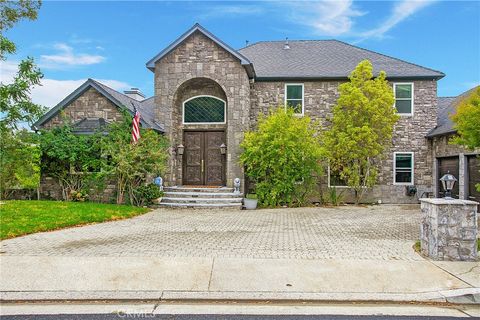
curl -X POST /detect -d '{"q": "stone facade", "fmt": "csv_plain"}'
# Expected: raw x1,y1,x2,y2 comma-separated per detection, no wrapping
38,87,123,202
420,198,478,261
40,87,124,129
154,30,251,189
430,133,480,200
250,80,438,203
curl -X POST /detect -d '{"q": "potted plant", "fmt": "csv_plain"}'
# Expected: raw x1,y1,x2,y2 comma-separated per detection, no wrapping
244,193,258,210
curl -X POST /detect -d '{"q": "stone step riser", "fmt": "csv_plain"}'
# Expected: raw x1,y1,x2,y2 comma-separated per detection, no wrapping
161,198,243,204
163,192,243,198
164,187,235,193
158,203,242,209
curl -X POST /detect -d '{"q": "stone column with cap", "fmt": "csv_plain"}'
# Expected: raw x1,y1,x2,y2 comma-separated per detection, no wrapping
420,198,478,261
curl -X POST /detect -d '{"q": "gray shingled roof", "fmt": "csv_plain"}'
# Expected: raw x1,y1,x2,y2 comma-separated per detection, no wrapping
427,86,479,138
91,80,164,132
33,79,164,133
238,40,445,80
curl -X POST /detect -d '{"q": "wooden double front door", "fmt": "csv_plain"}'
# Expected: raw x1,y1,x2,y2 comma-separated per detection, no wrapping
183,131,226,186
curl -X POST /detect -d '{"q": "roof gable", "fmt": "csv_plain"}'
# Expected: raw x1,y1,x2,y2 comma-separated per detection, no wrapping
145,23,252,72
32,79,164,132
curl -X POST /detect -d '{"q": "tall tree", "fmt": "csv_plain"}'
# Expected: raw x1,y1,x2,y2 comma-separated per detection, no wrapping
0,0,43,132
450,86,480,192
323,60,399,204
450,86,480,150
0,0,43,199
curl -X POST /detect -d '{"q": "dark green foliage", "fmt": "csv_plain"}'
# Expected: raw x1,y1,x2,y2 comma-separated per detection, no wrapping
0,129,41,199
39,111,169,206
240,107,324,207
132,183,163,207
100,112,169,206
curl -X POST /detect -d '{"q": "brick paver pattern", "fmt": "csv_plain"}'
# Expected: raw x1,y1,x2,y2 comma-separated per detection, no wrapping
0,205,422,260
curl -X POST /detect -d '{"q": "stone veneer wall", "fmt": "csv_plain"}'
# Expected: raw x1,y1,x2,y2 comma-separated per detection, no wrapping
250,80,438,204
39,87,123,202
430,133,480,199
40,87,124,129
154,30,251,189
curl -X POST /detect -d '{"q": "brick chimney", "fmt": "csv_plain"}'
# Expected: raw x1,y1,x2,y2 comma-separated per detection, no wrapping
124,88,145,101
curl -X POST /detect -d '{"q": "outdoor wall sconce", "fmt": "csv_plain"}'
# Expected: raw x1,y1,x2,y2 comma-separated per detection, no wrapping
440,171,457,199
220,143,227,155
177,144,184,156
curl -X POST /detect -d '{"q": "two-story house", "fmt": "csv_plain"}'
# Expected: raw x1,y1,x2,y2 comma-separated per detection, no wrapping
35,23,474,205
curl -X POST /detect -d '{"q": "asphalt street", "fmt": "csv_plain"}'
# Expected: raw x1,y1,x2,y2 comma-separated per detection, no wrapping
0,315,471,320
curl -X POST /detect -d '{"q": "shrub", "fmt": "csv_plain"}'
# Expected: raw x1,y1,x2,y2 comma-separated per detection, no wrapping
326,187,344,206
69,189,88,202
240,107,324,207
132,183,163,206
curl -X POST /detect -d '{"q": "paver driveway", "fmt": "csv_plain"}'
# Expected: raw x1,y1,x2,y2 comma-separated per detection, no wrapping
0,205,422,260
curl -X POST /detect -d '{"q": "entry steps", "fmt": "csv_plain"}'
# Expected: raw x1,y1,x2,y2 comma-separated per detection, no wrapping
156,186,243,209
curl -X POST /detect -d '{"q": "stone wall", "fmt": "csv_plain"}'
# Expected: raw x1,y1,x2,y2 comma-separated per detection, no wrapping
420,198,478,261
250,80,438,203
430,133,480,199
154,30,251,189
40,87,124,129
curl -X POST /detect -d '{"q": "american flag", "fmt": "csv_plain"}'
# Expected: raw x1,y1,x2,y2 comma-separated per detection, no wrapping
131,102,141,143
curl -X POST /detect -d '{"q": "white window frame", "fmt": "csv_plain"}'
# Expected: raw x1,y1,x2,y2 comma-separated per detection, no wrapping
284,83,304,116
393,82,414,116
327,166,349,188
182,95,227,125
393,152,414,185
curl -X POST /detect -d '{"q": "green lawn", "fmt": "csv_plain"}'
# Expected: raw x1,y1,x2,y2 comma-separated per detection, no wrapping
0,200,149,240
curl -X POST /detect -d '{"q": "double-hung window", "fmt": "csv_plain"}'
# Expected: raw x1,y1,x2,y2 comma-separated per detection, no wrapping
285,84,304,115
328,167,348,187
394,152,414,185
393,83,413,115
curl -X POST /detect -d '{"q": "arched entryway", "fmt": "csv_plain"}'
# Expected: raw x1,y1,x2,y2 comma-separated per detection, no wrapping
173,78,228,186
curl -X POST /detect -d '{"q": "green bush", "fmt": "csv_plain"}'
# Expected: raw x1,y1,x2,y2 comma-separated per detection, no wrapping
240,107,324,207
326,187,344,206
132,183,163,206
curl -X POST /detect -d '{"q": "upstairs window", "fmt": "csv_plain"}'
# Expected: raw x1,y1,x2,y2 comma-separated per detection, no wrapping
394,83,413,115
285,84,304,115
183,96,226,124
394,152,414,185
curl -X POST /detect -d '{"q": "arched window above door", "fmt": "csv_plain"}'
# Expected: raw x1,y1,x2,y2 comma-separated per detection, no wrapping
183,96,226,124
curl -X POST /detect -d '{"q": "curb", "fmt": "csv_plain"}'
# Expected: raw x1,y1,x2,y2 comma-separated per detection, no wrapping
1,288,479,305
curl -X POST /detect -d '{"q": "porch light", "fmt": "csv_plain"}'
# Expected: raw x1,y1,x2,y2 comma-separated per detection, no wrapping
177,144,184,155
440,172,457,200
220,143,227,155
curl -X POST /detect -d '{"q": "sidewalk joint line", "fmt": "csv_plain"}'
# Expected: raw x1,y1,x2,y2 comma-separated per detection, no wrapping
426,260,476,288
207,257,215,291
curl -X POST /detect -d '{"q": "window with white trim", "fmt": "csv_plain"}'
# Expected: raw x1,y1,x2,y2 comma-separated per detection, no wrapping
394,152,414,184
393,83,413,115
285,84,304,115
328,166,348,187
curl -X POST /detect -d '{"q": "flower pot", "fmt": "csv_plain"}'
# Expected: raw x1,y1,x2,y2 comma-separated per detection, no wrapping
243,198,258,210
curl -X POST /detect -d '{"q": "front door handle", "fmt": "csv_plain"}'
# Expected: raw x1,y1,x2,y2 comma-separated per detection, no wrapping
201,159,204,173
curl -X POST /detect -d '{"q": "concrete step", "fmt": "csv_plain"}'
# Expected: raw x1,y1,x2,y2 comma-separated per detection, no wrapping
158,202,242,209
161,197,243,204
164,187,235,193
163,191,243,198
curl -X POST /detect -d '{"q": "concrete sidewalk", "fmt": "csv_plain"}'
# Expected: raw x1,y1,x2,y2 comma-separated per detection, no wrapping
1,256,478,304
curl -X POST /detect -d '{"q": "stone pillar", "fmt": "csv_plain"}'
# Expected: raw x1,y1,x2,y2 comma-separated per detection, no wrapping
459,153,465,200
420,198,478,261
